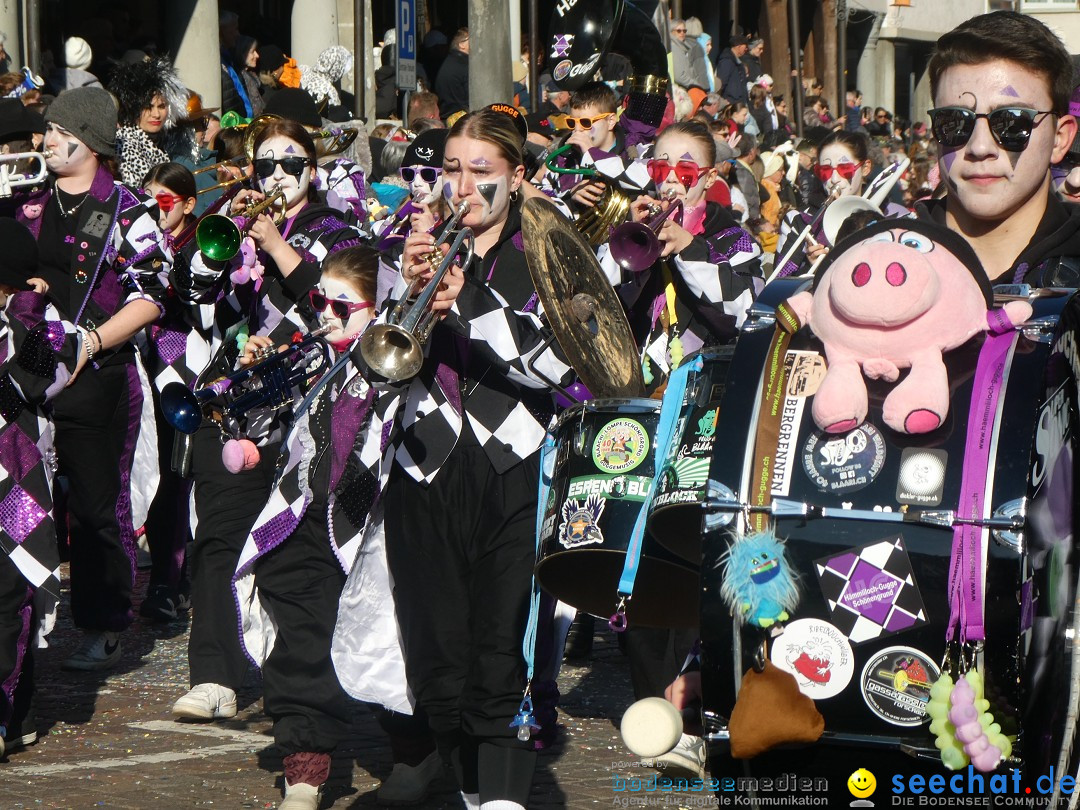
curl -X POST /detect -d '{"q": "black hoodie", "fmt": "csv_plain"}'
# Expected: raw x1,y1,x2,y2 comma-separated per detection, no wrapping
916,193,1080,286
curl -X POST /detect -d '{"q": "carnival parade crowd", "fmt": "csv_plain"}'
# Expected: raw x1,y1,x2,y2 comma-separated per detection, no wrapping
0,6,1079,809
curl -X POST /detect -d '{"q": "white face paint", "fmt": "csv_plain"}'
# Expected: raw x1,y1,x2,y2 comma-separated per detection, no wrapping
652,131,715,208
442,136,523,234
255,135,315,211
403,164,445,206
43,123,94,177
316,274,375,346
817,143,866,197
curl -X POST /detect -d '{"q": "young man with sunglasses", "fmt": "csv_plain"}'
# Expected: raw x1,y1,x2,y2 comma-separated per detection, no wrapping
923,11,1080,284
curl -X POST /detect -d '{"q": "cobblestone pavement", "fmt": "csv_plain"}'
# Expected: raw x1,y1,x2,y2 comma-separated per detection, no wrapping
4,566,718,810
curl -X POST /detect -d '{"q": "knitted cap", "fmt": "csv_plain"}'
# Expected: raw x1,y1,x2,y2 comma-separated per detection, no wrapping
45,86,117,158
65,37,93,71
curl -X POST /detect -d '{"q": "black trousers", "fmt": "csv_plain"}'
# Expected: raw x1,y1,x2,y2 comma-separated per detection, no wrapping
255,508,353,754
384,429,537,803
188,425,278,689
0,553,33,731
626,626,699,702
53,361,136,632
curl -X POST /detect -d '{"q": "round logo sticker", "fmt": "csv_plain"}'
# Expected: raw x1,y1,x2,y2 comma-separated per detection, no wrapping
771,618,855,700
552,59,572,82
803,423,886,494
860,646,940,726
592,418,649,474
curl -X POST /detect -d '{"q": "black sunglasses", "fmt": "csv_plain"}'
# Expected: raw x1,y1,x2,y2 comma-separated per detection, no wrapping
399,166,441,183
253,156,313,179
928,106,1055,151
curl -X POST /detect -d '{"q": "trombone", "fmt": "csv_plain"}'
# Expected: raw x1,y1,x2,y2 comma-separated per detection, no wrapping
361,201,474,381
193,156,251,195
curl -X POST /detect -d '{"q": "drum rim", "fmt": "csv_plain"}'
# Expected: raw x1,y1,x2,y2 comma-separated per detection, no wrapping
551,396,662,431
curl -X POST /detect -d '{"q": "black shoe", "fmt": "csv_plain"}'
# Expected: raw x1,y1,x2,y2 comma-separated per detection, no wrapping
563,613,595,661
176,578,192,613
140,585,179,622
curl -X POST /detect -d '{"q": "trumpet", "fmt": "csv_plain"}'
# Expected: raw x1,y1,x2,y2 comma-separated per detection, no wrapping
193,156,251,195
361,201,475,381
375,195,424,251
172,184,244,251
160,325,333,435
0,151,47,197
609,193,684,273
196,185,289,262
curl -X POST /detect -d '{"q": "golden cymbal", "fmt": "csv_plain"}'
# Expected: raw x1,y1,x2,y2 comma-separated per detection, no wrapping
521,196,645,399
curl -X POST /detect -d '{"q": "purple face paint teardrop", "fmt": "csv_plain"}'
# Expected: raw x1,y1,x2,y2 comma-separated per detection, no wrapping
284,144,297,153
443,183,454,200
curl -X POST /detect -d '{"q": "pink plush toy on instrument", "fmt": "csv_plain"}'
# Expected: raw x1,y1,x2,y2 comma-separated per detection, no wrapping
784,219,1032,435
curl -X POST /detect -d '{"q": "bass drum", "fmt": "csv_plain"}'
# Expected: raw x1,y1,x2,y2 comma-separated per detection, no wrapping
646,346,736,564
535,398,699,628
699,281,1080,800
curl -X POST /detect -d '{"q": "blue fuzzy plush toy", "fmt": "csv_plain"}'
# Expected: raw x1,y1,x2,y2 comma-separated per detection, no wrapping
720,529,800,627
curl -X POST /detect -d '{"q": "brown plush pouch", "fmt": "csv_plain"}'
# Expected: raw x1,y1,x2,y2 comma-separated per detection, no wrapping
728,660,825,758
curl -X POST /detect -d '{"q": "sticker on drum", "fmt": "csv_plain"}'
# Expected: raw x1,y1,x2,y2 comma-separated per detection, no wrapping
592,418,650,474
814,535,928,644
771,618,855,700
859,646,940,726
539,490,559,541
568,474,653,502
896,448,947,506
786,351,826,398
558,494,606,549
802,423,886,494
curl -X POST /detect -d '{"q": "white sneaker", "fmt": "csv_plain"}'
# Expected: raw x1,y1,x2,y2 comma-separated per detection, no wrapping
61,632,122,671
652,733,706,780
279,781,320,810
171,683,237,720
377,750,444,805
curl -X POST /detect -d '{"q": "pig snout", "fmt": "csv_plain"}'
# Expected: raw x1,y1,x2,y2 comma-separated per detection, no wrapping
828,249,940,327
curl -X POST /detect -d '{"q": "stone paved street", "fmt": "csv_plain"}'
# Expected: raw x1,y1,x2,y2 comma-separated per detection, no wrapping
3,566,720,810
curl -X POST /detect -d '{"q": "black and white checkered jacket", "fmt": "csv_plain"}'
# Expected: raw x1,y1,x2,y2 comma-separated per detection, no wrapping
380,207,573,484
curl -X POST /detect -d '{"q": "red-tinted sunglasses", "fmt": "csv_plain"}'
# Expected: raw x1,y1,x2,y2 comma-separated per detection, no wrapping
155,191,186,213
814,162,860,183
646,159,708,188
308,290,374,320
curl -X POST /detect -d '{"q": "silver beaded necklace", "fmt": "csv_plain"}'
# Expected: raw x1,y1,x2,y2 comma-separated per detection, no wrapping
54,186,89,218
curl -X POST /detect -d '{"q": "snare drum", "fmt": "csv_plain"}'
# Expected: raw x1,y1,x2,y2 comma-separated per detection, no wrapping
700,281,1080,796
535,398,699,628
647,347,736,564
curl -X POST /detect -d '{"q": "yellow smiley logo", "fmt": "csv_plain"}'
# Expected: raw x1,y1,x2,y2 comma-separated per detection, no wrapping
848,768,877,799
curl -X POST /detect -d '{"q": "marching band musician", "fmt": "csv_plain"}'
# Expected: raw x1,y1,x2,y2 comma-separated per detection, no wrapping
12,87,173,672
263,89,370,228
229,246,426,809
600,120,764,387
369,128,449,267
382,108,574,810
773,130,874,278
0,221,85,755
170,118,362,723
922,11,1080,285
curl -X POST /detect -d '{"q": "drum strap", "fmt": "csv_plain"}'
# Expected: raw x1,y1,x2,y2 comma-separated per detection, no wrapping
747,303,803,534
617,354,704,610
947,319,1019,643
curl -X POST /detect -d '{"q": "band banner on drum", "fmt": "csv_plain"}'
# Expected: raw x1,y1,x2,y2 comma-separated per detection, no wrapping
617,355,703,602
748,304,802,534
947,324,1018,644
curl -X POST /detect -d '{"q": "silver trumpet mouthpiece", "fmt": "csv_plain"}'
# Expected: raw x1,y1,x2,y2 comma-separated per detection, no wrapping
40,149,53,159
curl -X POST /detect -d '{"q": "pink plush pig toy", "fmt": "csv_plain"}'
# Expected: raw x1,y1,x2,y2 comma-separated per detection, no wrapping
784,218,1032,435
